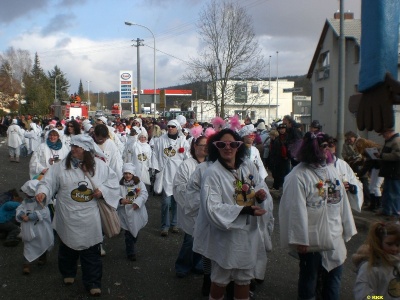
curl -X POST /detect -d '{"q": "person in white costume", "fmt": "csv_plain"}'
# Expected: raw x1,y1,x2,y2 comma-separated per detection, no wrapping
123,126,140,162
24,122,41,156
193,128,271,300
126,130,152,185
173,133,208,278
238,124,268,180
327,136,364,212
96,116,124,155
152,119,190,236
93,124,123,179
279,131,357,300
29,129,70,179
6,119,25,162
16,179,54,275
62,120,81,151
35,134,120,297
117,163,148,261
353,221,400,300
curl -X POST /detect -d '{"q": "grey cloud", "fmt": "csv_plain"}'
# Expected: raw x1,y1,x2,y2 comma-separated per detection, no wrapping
55,37,72,48
41,13,76,36
59,0,88,7
0,0,49,24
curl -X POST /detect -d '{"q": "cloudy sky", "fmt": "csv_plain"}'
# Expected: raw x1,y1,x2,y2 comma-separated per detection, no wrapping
0,0,361,94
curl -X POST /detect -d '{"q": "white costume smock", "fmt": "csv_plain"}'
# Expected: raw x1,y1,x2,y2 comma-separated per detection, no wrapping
173,157,199,235
333,156,364,212
7,123,24,149
193,159,272,271
117,180,148,237
29,141,70,179
36,157,120,250
16,198,54,262
128,141,152,185
354,260,400,300
97,139,123,179
151,134,190,196
24,123,41,154
247,146,268,179
279,163,357,272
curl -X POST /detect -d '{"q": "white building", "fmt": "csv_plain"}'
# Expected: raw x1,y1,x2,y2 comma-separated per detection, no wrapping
195,79,295,125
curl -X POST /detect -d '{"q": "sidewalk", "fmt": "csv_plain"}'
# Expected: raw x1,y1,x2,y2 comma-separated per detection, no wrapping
265,174,387,232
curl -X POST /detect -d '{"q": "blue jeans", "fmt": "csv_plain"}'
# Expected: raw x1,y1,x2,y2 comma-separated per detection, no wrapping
124,230,138,256
175,233,203,275
298,252,343,300
58,241,102,291
382,179,400,216
161,193,177,230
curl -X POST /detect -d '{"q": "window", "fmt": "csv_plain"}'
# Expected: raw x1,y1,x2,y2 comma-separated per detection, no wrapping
316,51,330,81
235,84,247,103
262,88,270,94
251,85,258,93
319,88,324,105
234,110,247,119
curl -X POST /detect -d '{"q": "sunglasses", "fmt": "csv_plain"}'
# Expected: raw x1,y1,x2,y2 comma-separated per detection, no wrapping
319,143,329,149
67,125,74,127
213,141,243,149
167,125,176,128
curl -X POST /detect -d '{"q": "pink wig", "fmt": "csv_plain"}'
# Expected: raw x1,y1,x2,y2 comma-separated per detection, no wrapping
229,115,241,131
190,125,203,141
211,116,225,130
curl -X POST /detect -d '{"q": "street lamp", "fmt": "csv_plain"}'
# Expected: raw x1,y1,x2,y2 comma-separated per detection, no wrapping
86,80,92,108
268,55,271,124
276,51,279,119
125,21,157,117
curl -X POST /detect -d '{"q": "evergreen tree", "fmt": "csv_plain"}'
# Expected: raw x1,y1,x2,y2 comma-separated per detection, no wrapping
48,65,69,103
78,79,84,99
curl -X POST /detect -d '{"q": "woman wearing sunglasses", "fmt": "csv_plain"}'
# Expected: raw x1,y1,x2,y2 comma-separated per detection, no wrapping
279,132,357,300
193,128,273,300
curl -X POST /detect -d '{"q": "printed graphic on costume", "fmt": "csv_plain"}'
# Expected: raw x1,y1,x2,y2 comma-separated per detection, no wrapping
163,147,176,157
71,181,94,202
388,276,400,297
137,153,147,161
125,187,141,203
233,173,256,206
326,179,341,205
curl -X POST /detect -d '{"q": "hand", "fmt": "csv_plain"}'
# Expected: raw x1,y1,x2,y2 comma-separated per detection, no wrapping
351,73,400,132
35,193,46,203
251,206,267,216
49,158,54,165
255,189,267,202
343,181,350,191
92,188,102,199
132,203,139,210
296,245,308,254
41,168,48,175
22,215,29,222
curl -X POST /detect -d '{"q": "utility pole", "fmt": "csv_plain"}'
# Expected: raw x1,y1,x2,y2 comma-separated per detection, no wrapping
134,38,144,114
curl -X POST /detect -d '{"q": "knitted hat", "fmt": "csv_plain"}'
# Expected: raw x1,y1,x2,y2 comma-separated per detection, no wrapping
176,115,187,126
167,119,180,129
97,116,108,125
83,123,93,133
238,124,256,137
21,179,39,197
256,122,266,130
122,163,136,175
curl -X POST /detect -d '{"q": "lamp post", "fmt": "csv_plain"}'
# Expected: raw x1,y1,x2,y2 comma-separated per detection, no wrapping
268,55,271,124
276,51,279,119
54,74,62,103
125,21,156,117
86,80,92,109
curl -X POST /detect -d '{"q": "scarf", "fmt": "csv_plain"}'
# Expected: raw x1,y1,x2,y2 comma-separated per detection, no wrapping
71,157,82,169
47,138,62,150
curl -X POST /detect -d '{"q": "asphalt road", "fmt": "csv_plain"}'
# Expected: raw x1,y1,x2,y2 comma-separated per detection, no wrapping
0,137,368,300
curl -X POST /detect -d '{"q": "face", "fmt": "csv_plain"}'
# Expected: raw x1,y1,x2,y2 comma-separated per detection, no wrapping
118,124,125,132
133,121,141,127
243,133,255,145
216,133,239,163
278,127,286,134
382,234,400,255
123,172,134,181
345,136,356,145
319,142,329,158
67,123,75,133
194,138,208,158
139,135,147,143
71,145,85,160
48,132,59,143
94,134,107,145
310,127,319,133
167,124,178,135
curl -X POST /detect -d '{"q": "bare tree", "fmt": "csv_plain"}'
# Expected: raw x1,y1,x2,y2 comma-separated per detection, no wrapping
183,0,265,117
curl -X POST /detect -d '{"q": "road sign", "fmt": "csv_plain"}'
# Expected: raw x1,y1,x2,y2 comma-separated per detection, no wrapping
283,87,303,93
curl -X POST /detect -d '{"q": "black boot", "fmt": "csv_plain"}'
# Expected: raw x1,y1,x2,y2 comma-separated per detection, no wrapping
367,194,376,211
374,196,382,212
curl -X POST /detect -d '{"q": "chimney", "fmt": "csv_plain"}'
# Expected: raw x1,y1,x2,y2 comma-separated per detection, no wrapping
334,10,354,20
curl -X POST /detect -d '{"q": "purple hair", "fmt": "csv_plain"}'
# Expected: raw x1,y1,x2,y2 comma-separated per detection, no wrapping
296,132,333,164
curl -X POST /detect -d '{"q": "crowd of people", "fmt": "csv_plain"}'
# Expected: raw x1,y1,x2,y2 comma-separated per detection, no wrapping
1,112,400,300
